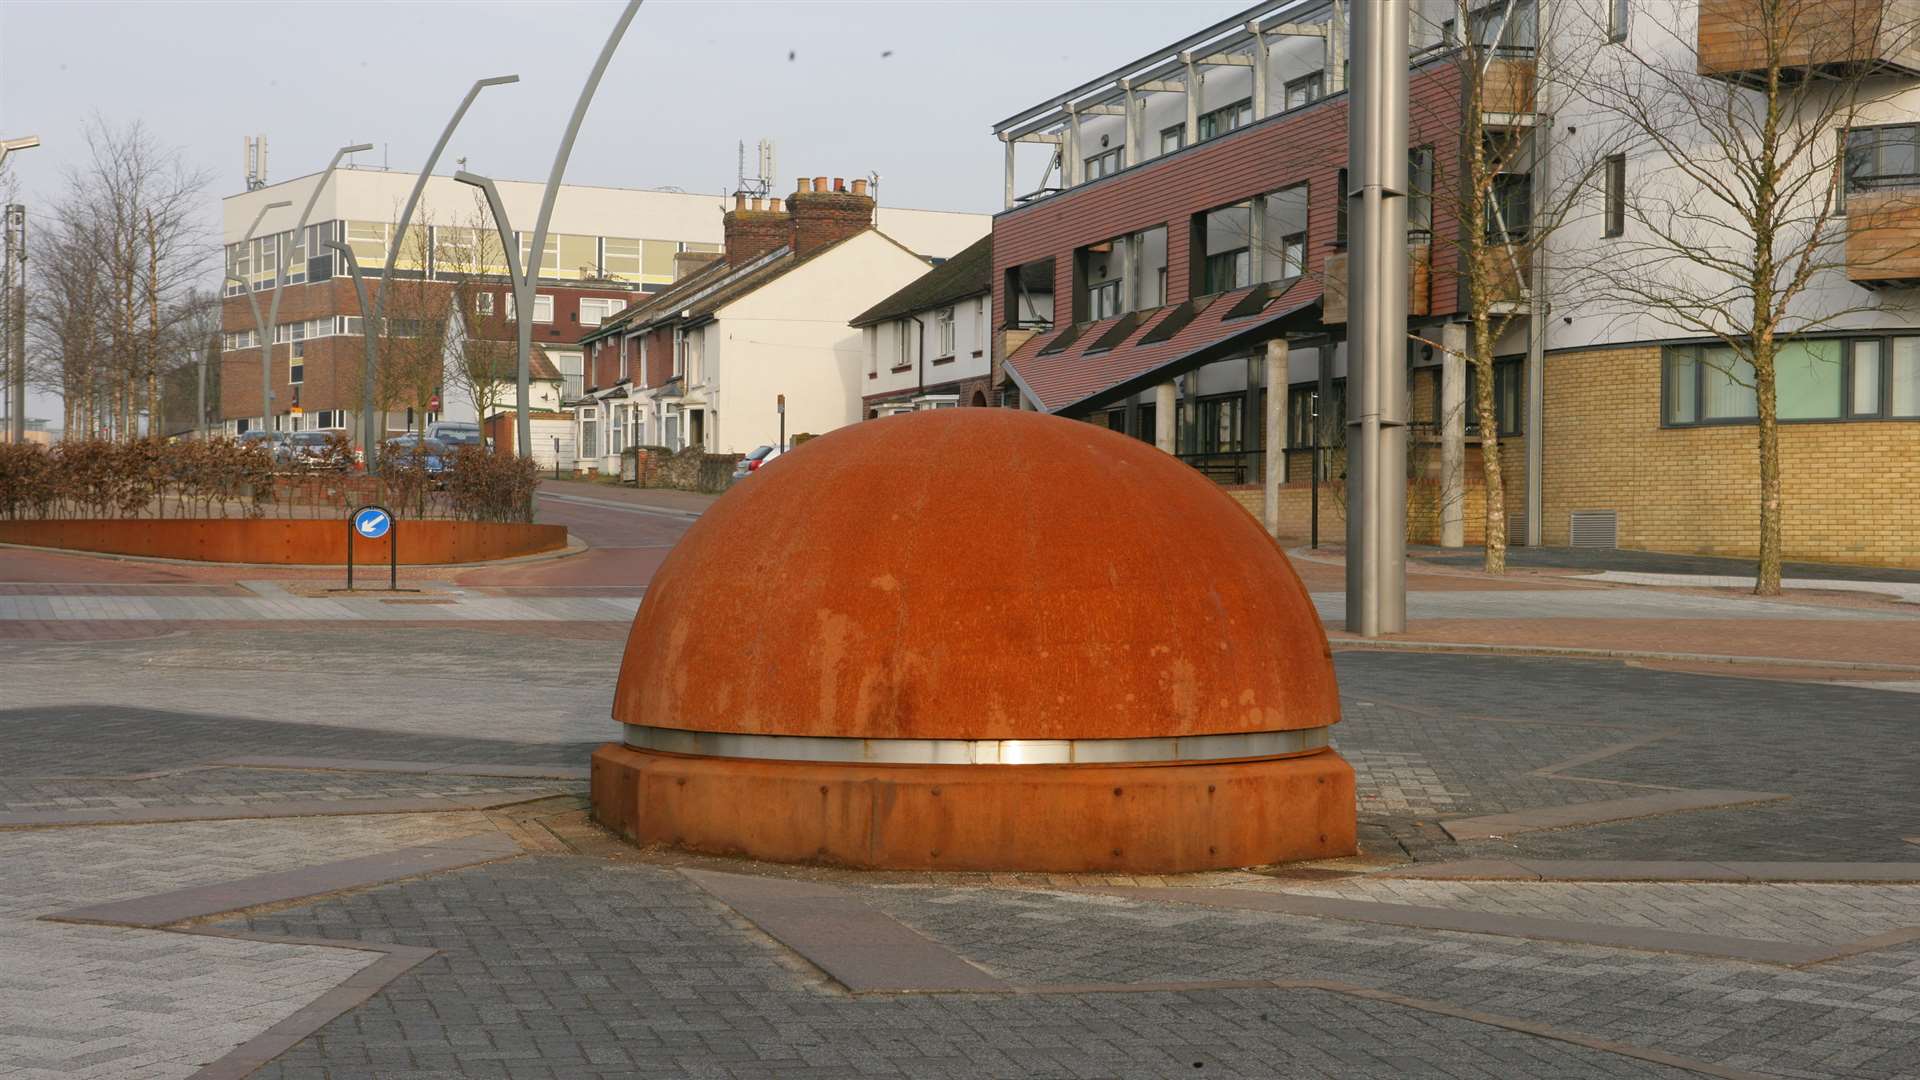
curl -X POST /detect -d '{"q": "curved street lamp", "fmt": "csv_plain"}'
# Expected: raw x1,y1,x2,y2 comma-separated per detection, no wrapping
228,199,291,435
463,0,641,460
261,143,371,439
336,75,518,468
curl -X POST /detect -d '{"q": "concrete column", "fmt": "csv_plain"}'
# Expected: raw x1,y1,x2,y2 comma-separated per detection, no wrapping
1066,107,1082,187
1183,55,1201,144
1123,81,1141,167
1440,322,1466,549
1003,137,1016,210
1263,340,1288,538
1250,22,1271,120
1155,381,1176,453
1327,0,1348,94
1248,194,1266,284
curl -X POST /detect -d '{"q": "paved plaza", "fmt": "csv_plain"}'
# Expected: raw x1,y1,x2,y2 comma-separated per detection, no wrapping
3,487,1919,1078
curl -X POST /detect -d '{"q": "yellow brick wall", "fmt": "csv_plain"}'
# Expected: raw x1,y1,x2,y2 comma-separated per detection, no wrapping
1227,480,1487,545
1543,344,1920,567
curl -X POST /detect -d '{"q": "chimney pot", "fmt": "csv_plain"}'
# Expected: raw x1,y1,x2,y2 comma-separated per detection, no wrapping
796,177,812,194
851,179,868,197
833,177,846,193
733,191,746,211
813,176,828,193
750,196,763,211
768,197,783,213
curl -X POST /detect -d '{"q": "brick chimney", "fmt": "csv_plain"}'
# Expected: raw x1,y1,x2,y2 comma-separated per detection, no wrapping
788,175,875,259
721,189,792,267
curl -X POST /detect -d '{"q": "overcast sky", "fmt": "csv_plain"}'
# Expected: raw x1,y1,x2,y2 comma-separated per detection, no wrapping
2,0,1251,423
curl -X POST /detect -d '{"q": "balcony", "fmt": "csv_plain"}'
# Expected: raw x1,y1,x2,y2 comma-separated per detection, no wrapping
1480,57,1536,124
1697,0,1920,80
1846,189,1920,286
1321,243,1433,324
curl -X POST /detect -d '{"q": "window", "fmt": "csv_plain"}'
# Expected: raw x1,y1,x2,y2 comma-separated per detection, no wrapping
1288,382,1346,449
1283,71,1324,111
288,321,306,385
1608,0,1629,42
555,352,584,400
1089,280,1124,320
1487,170,1532,241
1409,148,1435,238
1659,340,1909,425
1335,168,1349,245
1464,358,1525,435
1083,146,1123,180
1160,124,1186,155
506,293,554,323
974,298,985,353
602,237,643,277
474,291,494,316
1604,154,1627,237
1844,124,1920,207
1205,249,1249,294
1278,233,1307,279
895,322,913,370
518,232,560,276
580,407,599,459
1197,98,1254,140
579,297,625,327
936,306,955,356
290,356,303,385
1194,395,1244,453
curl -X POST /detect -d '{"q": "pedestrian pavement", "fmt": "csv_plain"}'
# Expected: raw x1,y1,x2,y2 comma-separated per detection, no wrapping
1590,569,1920,604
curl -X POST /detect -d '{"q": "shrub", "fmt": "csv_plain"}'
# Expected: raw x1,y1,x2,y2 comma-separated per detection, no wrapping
443,446,540,522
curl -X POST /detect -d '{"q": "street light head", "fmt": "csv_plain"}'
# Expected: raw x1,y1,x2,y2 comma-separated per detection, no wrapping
478,75,520,88
452,170,489,188
266,200,292,210
341,143,375,155
1,136,41,153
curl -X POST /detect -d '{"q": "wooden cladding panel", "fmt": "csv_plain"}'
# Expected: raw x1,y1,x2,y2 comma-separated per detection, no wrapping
1846,190,1920,283
1320,244,1433,325
993,57,1469,339
1481,58,1536,115
1698,0,1920,77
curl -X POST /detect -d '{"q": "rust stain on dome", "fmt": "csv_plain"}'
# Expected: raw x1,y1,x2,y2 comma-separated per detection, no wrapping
612,408,1340,743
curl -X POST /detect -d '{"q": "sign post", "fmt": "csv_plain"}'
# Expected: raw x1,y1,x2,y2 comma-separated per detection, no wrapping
348,504,396,591
777,393,786,451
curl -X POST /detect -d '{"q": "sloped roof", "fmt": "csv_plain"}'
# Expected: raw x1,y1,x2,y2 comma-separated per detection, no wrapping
1004,282,1321,415
462,340,562,382
848,233,992,328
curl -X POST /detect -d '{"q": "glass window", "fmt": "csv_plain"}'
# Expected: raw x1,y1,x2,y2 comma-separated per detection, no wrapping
1335,168,1349,245
1893,337,1920,416
1488,170,1532,241
1701,346,1758,420
507,293,555,323
1608,0,1628,41
1775,340,1843,419
558,234,598,278
1851,339,1882,416
1083,147,1123,180
1204,249,1249,294
1605,154,1626,237
474,291,494,316
1664,347,1698,425
1197,98,1253,140
1089,280,1124,320
1845,125,1920,195
937,307,956,355
579,297,625,327
1465,359,1525,435
518,233,560,275
1409,148,1435,237
603,237,642,276
1159,125,1185,155
1283,72,1324,110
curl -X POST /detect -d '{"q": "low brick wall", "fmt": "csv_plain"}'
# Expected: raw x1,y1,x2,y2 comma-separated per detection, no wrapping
1224,480,1488,545
0,518,568,565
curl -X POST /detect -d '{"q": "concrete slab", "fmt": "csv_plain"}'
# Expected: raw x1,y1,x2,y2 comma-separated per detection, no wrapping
682,868,1007,993
210,755,590,781
1440,789,1789,841
46,833,519,927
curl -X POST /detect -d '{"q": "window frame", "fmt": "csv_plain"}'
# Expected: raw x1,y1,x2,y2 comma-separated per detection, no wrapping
1197,98,1254,141
1282,71,1325,111
1159,124,1186,155
1082,146,1124,180
1604,153,1627,238
936,306,956,356
1607,0,1628,42
1463,356,1525,437
1661,337,1920,427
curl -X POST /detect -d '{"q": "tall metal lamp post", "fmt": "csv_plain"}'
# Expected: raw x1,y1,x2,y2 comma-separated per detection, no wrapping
1344,0,1409,637
1,134,39,445
461,0,642,460
332,75,519,471
226,200,292,436
262,142,371,438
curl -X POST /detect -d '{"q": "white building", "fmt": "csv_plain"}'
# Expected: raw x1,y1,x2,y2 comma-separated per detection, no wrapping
850,234,1022,415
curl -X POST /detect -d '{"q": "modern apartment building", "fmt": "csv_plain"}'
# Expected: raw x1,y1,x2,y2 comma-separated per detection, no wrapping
992,0,1920,566
218,168,724,437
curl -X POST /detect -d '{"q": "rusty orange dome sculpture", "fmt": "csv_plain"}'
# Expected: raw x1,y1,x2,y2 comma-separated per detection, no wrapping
590,408,1356,872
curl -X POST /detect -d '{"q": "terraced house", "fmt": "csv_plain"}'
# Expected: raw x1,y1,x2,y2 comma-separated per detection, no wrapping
993,0,1920,567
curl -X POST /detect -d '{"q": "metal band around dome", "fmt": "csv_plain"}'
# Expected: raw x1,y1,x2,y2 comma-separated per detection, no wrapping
621,724,1331,765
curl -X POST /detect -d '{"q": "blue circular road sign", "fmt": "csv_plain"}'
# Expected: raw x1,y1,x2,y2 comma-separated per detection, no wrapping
352,506,392,540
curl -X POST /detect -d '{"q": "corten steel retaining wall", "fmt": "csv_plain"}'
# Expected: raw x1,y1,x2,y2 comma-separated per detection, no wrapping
0,518,567,565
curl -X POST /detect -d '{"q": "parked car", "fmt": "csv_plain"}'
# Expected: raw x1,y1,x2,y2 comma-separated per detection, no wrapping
730,445,784,484
383,434,452,482
283,430,352,471
238,430,288,458
426,421,482,445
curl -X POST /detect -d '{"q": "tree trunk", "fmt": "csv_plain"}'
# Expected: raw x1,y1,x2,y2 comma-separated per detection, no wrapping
1753,337,1782,596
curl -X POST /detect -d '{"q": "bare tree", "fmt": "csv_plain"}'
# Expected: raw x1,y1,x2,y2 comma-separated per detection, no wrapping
1408,0,1622,573
1568,0,1920,594
437,192,516,441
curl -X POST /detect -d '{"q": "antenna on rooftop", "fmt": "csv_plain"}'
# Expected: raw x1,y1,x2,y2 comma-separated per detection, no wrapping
244,135,269,190
735,137,776,199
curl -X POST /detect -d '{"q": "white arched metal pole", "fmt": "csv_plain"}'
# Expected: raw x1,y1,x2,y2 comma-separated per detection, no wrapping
263,143,370,438
514,0,642,458
358,75,519,465
451,171,527,452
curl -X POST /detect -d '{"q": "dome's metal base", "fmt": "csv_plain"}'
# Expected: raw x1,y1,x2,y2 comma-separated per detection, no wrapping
590,743,1356,873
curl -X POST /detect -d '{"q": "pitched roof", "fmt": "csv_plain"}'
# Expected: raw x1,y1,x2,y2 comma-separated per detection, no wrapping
1004,282,1321,415
848,233,992,327
630,228,923,332
462,340,562,382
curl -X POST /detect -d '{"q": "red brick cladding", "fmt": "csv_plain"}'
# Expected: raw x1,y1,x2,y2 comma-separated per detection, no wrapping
220,277,639,419
789,191,876,259
724,208,793,266
991,56,1465,337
